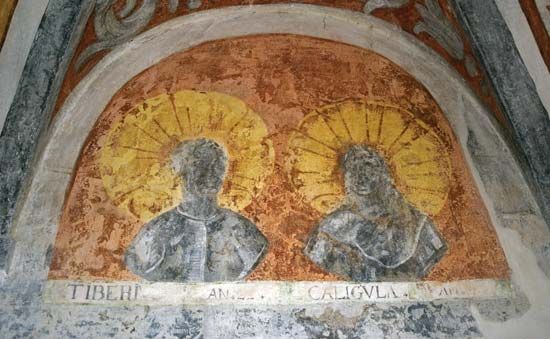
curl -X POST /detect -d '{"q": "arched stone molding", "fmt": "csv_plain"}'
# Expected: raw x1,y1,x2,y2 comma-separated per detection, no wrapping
4,4,549,336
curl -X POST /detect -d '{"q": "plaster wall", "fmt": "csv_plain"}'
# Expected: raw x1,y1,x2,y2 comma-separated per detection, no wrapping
0,0,50,132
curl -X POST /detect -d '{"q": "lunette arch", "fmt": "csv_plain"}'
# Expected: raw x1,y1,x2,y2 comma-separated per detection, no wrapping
5,6,549,333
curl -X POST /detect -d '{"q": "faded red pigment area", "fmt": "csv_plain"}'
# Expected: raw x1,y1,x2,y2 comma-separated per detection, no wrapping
49,35,509,282
53,0,506,128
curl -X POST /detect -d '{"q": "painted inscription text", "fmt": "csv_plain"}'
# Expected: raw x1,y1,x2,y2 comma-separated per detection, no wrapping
68,283,141,301
45,280,511,306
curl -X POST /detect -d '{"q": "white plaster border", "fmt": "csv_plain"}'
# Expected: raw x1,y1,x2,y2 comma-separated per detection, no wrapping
6,4,550,337
0,0,50,131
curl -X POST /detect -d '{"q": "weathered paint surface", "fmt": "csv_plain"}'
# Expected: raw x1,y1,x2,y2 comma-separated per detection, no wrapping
99,90,274,221
54,0,505,127
287,101,452,216
2,4,549,337
49,35,508,282
44,279,513,305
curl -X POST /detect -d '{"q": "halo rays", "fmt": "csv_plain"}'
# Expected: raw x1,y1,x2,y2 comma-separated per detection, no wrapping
287,100,451,216
99,90,274,221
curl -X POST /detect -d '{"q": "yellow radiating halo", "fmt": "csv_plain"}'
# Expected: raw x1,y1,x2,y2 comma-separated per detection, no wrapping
286,100,452,216
98,90,274,221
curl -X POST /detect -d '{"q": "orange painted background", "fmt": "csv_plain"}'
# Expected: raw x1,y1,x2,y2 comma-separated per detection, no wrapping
49,34,509,282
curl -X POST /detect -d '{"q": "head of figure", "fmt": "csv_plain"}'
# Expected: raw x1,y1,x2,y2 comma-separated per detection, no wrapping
342,145,393,197
171,138,228,196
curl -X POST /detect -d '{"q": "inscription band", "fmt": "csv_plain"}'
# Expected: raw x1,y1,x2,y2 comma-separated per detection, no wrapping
44,279,513,306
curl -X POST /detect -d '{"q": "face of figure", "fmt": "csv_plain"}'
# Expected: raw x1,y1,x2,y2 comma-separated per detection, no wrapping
172,139,227,196
343,145,390,197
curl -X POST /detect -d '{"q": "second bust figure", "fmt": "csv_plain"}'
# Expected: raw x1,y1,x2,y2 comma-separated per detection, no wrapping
304,145,447,282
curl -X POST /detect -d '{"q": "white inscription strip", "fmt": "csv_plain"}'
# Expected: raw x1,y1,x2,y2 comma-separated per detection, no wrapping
44,279,513,306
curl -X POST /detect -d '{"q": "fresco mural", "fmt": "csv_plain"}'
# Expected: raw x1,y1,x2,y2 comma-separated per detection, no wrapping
124,138,269,282
48,34,509,283
107,90,273,281
289,101,450,281
55,0,506,128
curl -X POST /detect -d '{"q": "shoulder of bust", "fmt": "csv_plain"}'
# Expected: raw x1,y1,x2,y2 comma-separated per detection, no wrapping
219,208,252,225
318,209,362,234
139,209,181,234
219,209,265,238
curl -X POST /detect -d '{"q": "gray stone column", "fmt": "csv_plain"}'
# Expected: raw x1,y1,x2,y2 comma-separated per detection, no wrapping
0,0,93,273
450,0,550,228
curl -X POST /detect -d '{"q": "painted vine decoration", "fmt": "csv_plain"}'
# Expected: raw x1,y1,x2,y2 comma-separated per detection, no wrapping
363,0,408,14
364,0,478,76
79,0,476,76
76,0,203,70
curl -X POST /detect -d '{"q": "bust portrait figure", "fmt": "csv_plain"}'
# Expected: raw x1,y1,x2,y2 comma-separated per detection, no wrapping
125,138,268,282
304,145,447,282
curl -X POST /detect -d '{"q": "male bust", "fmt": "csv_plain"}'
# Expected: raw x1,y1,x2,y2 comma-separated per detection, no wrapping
125,138,268,282
304,145,447,281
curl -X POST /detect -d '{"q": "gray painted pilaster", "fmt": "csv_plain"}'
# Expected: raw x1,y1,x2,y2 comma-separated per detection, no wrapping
449,0,550,228
0,0,93,272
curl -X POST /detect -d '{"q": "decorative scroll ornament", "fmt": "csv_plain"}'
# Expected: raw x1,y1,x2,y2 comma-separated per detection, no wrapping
364,0,478,76
414,0,478,76
413,0,464,60
76,0,202,70
363,0,408,14
363,0,463,60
